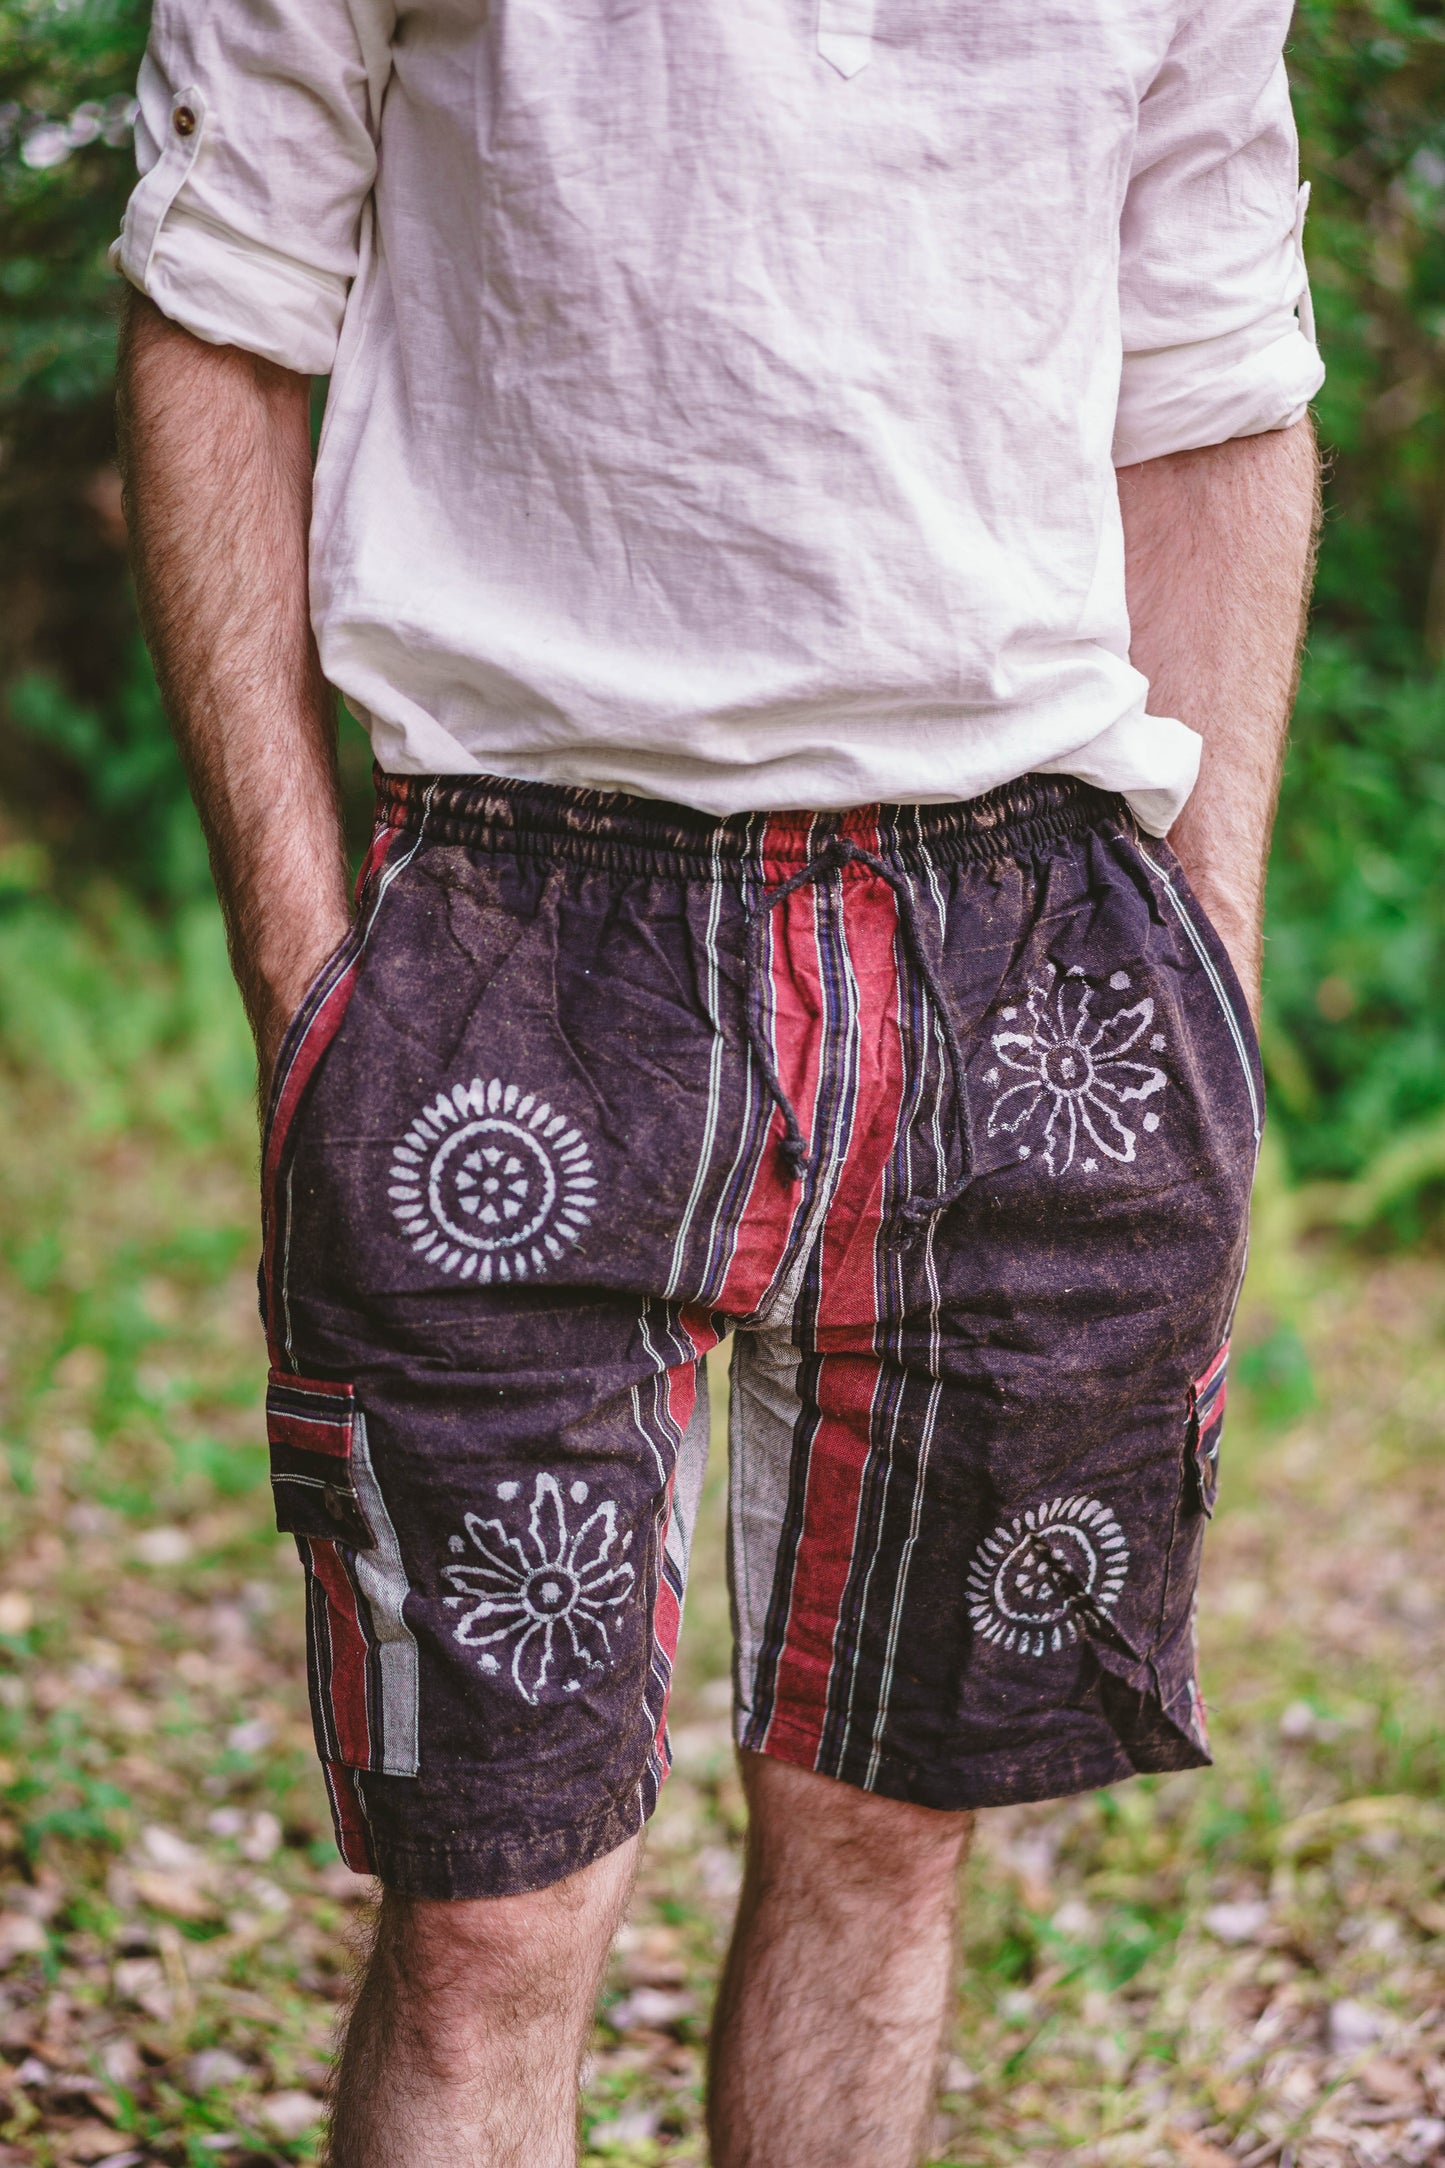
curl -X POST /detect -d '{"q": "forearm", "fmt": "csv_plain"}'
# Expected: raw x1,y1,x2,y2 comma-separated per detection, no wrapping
1117,417,1321,1017
115,291,351,1090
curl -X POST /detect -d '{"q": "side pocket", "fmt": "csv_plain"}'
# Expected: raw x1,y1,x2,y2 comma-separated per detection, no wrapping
259,919,366,1182
1186,1343,1229,1520
268,1380,421,1779
266,1372,375,1548
1128,838,1264,1142
258,828,398,1365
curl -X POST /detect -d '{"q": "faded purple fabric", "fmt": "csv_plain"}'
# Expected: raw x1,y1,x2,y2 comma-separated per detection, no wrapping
260,771,1259,1898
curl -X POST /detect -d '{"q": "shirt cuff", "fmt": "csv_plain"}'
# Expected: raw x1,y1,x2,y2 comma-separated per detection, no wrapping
1113,311,1324,469
113,198,346,377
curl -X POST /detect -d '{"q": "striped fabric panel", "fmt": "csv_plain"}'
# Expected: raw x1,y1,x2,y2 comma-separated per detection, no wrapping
265,1372,356,1454
1188,1342,1230,1517
633,1304,720,1814
713,815,833,1320
265,1372,373,1550
283,1400,420,1780
304,1536,376,1769
321,1761,374,1876
746,828,910,1764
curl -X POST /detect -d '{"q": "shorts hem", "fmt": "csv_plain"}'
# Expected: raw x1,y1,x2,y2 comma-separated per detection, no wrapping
750,1714,1208,1811
355,1789,648,1901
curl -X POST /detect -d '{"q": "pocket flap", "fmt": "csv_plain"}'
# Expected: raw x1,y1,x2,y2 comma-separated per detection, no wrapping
266,1372,375,1549
1186,1343,1229,1518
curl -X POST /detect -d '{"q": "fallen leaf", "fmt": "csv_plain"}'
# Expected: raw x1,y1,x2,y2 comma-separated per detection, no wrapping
1329,1998,1386,2057
608,1987,695,2033
0,1913,48,1965
54,2125,129,2163
1202,1899,1271,1947
111,1958,172,2024
594,2102,659,2147
1168,2133,1239,2168
1359,2055,1422,2105
130,1870,217,1922
131,1526,192,1567
259,2090,326,2140
240,1810,282,1863
137,1826,210,1876
186,2047,249,2092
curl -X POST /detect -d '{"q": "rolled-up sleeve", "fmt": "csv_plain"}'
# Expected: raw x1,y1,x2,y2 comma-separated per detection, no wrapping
113,0,395,377
1113,0,1324,468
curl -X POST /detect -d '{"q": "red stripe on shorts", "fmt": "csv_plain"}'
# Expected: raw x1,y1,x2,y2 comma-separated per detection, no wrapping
717,817,827,1317
260,829,399,1368
762,831,907,1760
307,1539,374,1768
322,1761,373,1874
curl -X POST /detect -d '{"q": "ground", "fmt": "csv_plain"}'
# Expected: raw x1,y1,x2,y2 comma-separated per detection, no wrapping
1,939,1444,2167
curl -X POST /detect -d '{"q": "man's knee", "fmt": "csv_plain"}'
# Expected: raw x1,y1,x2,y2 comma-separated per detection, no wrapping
366,1838,638,2043
738,1751,973,1910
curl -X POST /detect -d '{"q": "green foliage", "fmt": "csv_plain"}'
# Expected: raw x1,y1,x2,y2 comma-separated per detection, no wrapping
1264,636,1445,1186
0,0,144,408
0,0,1442,1213
0,885,253,1140
8,639,210,896
1290,0,1445,662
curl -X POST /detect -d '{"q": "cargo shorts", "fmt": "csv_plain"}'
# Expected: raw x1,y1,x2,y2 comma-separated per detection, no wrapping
260,771,1257,1898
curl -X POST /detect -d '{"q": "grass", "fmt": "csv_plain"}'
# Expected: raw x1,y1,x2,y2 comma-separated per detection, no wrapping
1,895,1444,2165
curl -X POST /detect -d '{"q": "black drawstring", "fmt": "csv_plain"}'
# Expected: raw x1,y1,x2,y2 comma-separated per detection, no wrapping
1020,1533,1144,1665
743,834,974,1230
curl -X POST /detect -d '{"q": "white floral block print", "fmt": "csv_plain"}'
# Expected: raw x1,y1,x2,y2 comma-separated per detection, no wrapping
442,1471,636,1703
984,963,1168,1176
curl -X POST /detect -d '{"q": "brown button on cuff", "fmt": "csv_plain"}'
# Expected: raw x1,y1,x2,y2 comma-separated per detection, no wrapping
173,105,197,137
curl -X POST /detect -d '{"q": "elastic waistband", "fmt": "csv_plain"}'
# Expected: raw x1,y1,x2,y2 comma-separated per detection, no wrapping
374,769,1129,876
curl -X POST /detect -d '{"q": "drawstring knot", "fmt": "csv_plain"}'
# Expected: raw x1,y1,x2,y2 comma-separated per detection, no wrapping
743,834,973,1237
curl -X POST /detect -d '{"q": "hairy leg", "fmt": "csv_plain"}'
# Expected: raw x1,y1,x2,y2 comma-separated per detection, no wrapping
708,1753,972,2168
326,1834,639,2168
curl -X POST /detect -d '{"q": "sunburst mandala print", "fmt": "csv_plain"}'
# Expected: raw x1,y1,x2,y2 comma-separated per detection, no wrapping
985,963,1168,1177
966,1496,1130,1658
388,1077,597,1281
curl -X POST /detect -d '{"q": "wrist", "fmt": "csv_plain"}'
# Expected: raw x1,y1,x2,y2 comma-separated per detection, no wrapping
250,905,353,1091
1183,885,1262,1022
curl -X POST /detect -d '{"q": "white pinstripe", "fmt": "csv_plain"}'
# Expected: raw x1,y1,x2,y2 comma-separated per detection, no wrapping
664,831,727,1300
862,848,949,1786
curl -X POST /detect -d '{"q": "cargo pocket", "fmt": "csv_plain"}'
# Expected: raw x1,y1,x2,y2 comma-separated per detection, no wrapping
1086,1350,1231,1769
1186,1343,1228,1519
267,1375,421,1778
1069,1362,1227,1775
266,1372,374,1548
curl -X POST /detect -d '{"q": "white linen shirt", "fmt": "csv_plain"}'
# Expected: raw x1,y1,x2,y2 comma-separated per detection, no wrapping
117,0,1323,832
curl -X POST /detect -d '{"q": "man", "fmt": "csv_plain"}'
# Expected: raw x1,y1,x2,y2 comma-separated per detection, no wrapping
114,0,1321,2159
